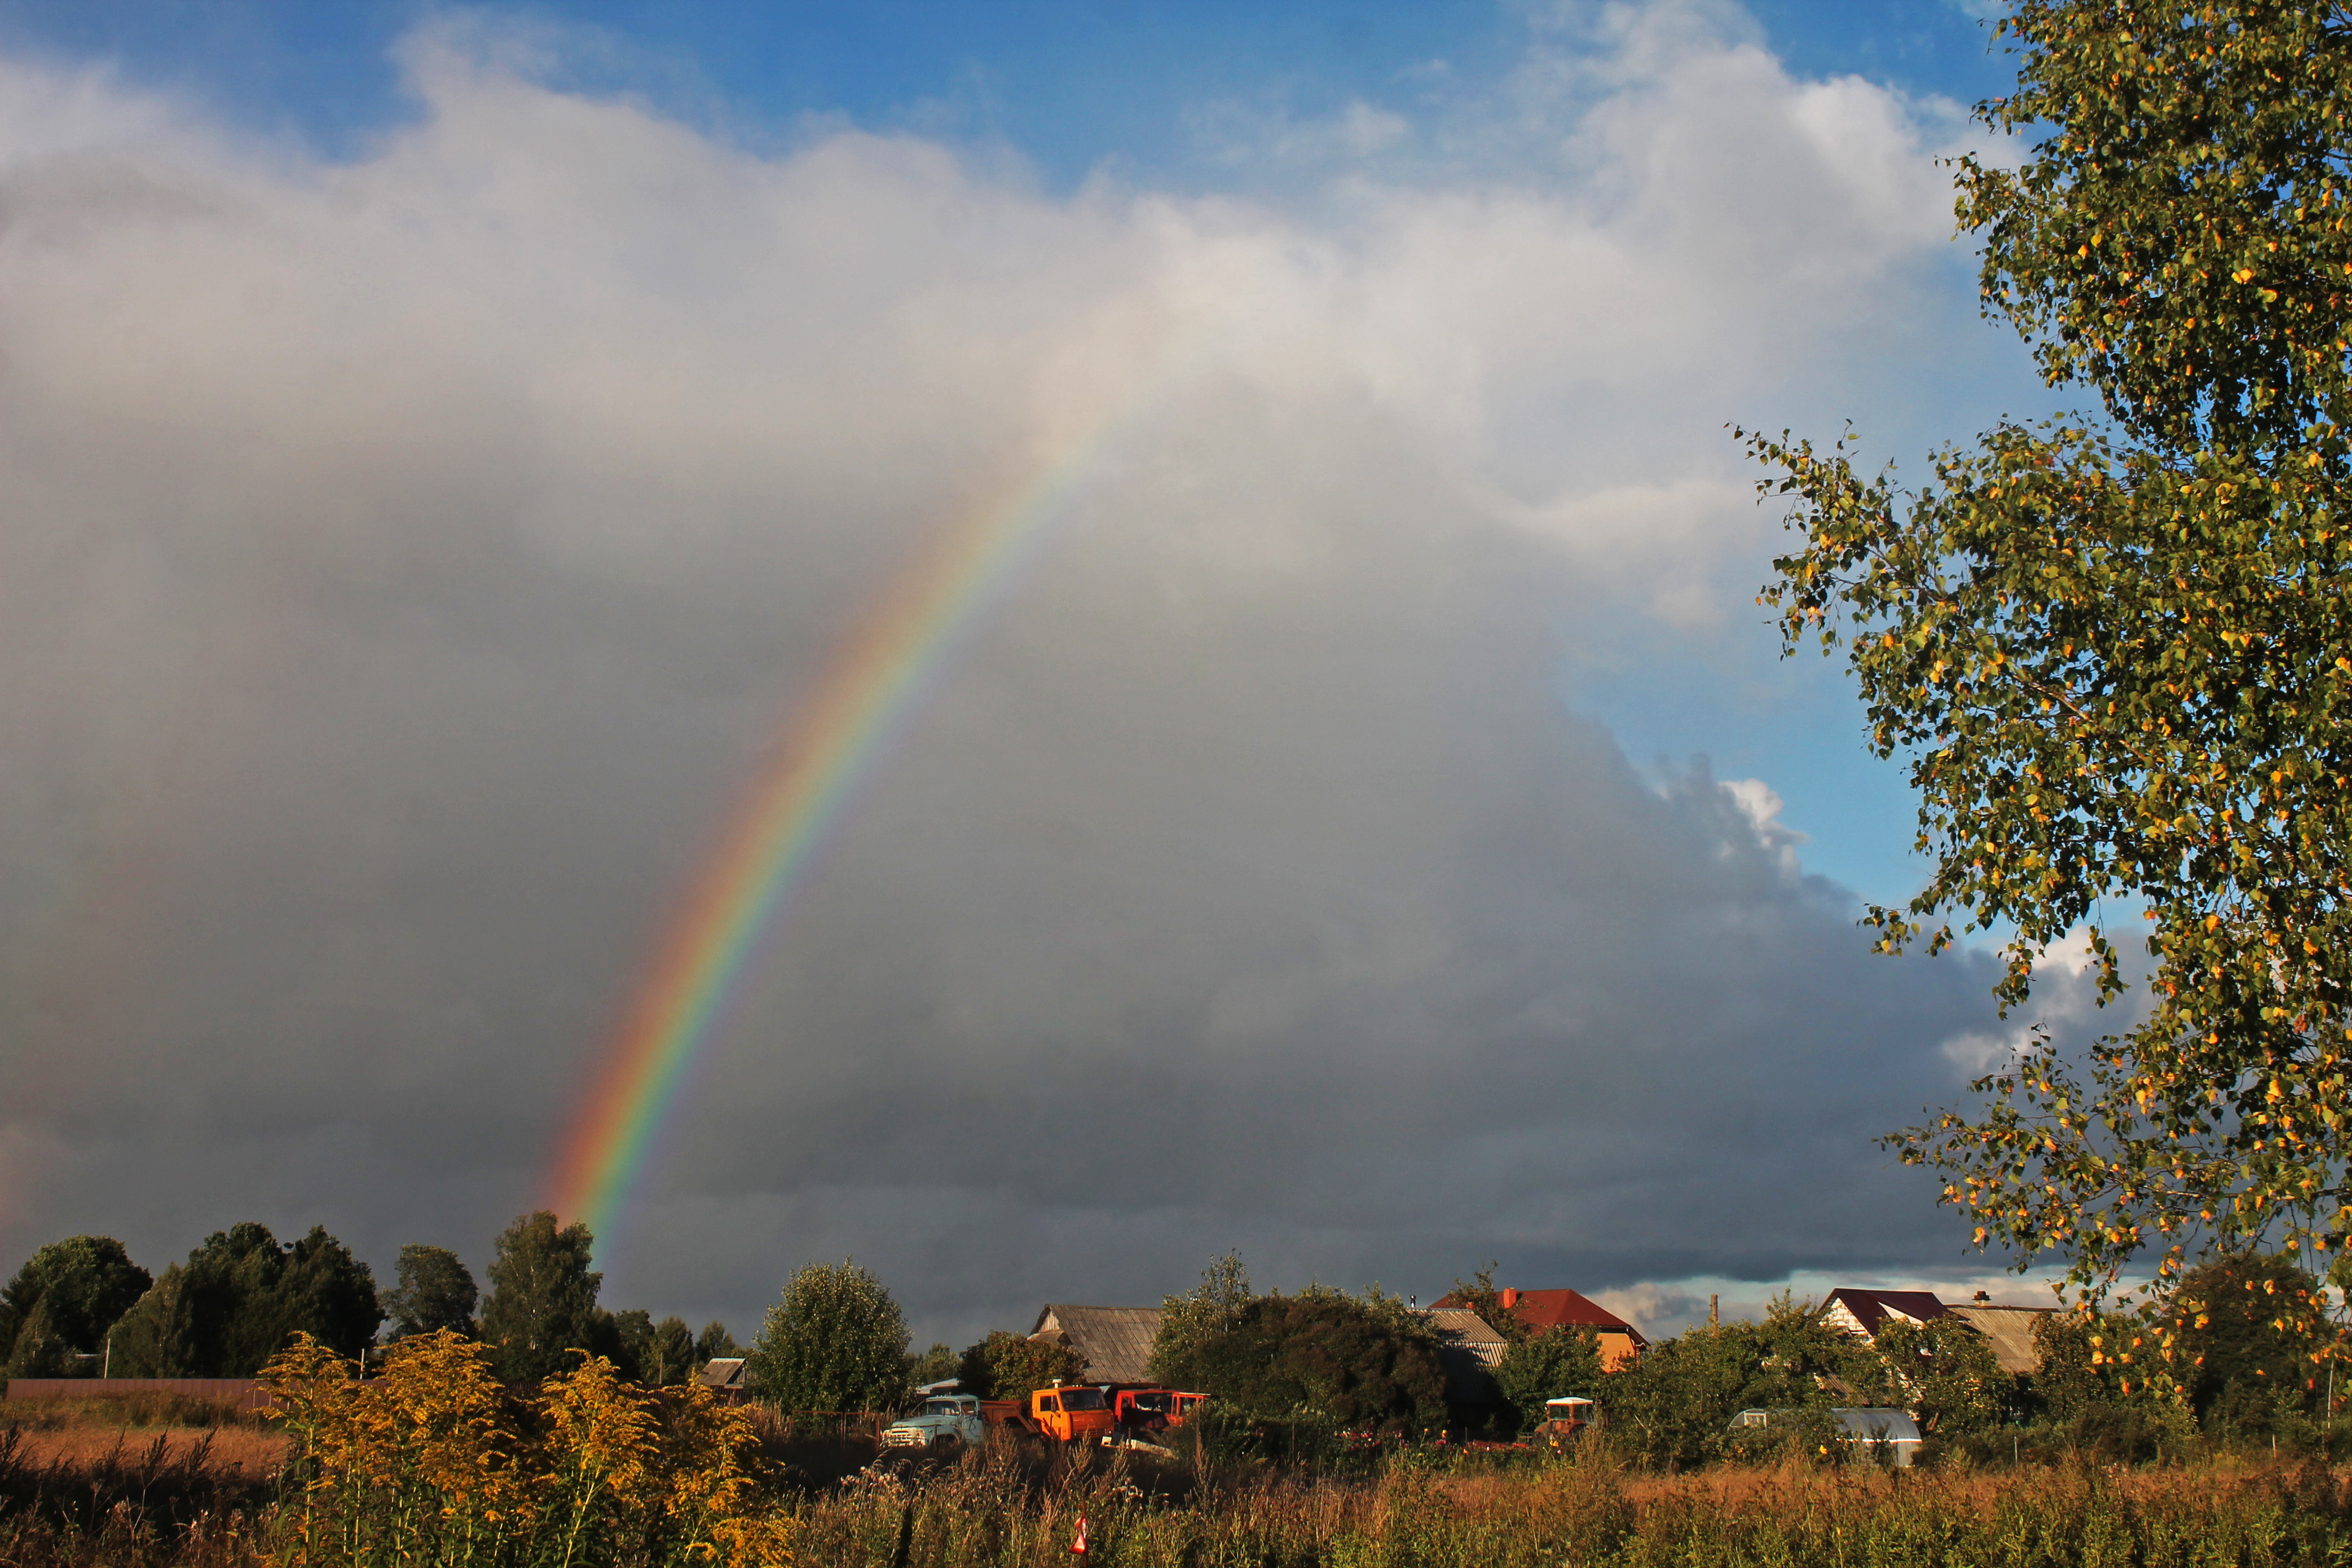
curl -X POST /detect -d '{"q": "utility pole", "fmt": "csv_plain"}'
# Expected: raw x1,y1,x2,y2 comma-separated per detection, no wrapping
1709,1294,1718,1326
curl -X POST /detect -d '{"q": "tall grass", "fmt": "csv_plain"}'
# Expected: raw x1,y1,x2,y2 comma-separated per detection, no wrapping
11,1383,2352,1567
785,1446,2352,1568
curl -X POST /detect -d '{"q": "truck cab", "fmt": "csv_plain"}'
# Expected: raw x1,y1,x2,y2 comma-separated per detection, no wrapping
1028,1383,1116,1444
1112,1387,1210,1431
1534,1396,1597,1450
880,1383,989,1452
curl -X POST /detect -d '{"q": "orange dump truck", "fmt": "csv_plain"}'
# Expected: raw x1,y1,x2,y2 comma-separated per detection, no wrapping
1026,1383,1117,1443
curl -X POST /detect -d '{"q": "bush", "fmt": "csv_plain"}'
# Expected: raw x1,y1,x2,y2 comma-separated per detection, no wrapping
1159,1291,1447,1433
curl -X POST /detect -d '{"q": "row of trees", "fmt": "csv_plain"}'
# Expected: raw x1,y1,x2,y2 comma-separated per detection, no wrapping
1502,1250,2342,1467
0,1212,734,1385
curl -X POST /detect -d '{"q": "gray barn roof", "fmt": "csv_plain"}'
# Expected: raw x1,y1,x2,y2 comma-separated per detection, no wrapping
1946,1304,2057,1375
1418,1306,1511,1405
1029,1305,1164,1385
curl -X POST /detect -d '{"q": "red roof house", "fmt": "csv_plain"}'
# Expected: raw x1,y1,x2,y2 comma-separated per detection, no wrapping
1431,1287,1649,1370
1819,1288,1952,1342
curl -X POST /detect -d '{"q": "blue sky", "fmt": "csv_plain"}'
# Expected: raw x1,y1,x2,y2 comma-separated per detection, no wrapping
0,2,2012,183
0,0,2091,1338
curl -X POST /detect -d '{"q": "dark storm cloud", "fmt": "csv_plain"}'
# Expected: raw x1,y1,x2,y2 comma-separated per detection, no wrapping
0,10,2049,1343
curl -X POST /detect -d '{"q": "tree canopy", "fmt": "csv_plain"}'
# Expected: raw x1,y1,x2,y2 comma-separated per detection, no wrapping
1492,1327,1605,1434
383,1244,478,1340
1148,1251,1254,1386
478,1211,602,1382
1156,1289,1448,1433
743,1260,911,1413
957,1330,1083,1404
0,1237,151,1377
1750,0,2352,1294
108,1223,379,1376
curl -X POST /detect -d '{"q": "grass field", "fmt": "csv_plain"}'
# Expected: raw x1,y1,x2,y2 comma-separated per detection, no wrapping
8,1393,2352,1567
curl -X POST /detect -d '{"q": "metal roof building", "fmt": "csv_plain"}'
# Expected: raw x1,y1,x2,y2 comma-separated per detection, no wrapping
1416,1306,1511,1404
1028,1304,1164,1386
1946,1302,2058,1375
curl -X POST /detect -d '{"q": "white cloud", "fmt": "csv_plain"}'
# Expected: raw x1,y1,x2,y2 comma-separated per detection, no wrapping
0,6,2030,1340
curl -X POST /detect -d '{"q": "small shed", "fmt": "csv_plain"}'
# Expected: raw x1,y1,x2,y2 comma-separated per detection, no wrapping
699,1358,748,1401
1028,1305,1164,1386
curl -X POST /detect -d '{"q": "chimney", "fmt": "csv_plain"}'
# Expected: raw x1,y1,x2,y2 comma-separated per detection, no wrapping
1500,1288,1520,1310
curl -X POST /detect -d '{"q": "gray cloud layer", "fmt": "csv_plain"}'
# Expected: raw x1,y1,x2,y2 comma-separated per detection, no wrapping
0,7,2050,1343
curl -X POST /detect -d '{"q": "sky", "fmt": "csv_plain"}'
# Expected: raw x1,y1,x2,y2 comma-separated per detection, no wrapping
0,0,2108,1348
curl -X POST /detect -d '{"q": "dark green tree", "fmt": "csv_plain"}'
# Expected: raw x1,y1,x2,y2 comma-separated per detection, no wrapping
695,1320,739,1363
382,1244,477,1338
1860,1318,2015,1435
1749,0,2352,1295
594,1307,656,1382
477,1211,601,1382
1492,1326,1605,1434
0,1237,150,1377
957,1330,1084,1404
2165,1251,2330,1431
650,1316,698,1385
1158,1289,1447,1433
107,1223,378,1376
743,1260,911,1412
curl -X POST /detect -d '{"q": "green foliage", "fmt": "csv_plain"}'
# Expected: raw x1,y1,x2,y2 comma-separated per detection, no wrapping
381,1243,476,1339
2166,1251,2331,1431
744,1259,911,1413
1157,1289,1447,1433
695,1320,739,1363
908,1342,959,1387
1858,1317,2015,1435
477,1210,603,1382
107,1223,379,1377
597,1306,657,1383
651,1316,699,1386
1493,1327,1605,1434
956,1330,1083,1404
1749,0,2352,1294
1597,1294,1852,1469
0,1236,150,1377
1147,1250,1251,1386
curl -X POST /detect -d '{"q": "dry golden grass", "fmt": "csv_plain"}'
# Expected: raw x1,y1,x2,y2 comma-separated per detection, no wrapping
5,1424,286,1477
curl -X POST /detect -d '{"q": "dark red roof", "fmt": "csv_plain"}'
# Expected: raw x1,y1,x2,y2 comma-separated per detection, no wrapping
1432,1287,1650,1348
1823,1288,1951,1337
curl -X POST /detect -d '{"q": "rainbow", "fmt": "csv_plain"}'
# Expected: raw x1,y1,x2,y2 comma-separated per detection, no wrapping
548,416,1140,1243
